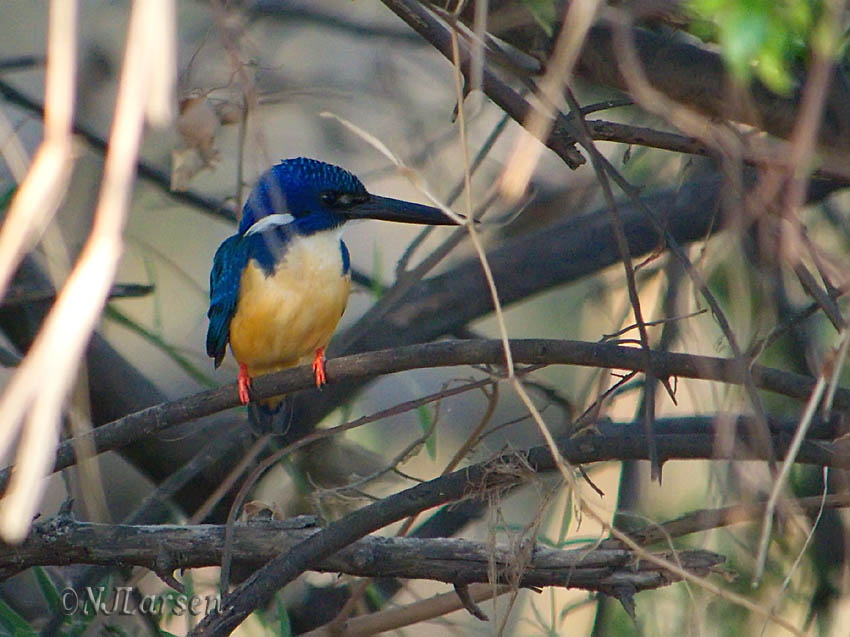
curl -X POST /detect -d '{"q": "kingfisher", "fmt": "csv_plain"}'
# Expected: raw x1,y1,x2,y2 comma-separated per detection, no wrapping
206,157,455,406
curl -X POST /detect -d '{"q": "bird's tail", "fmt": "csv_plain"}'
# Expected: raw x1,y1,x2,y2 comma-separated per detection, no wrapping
248,396,294,435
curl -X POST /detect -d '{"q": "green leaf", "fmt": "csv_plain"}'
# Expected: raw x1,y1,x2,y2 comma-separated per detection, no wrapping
417,405,436,460
32,567,61,613
0,598,35,635
721,8,769,79
688,0,816,95
370,242,385,299
363,582,385,610
104,305,217,387
756,45,792,93
0,185,16,212
276,596,293,637
556,490,573,547
522,0,558,37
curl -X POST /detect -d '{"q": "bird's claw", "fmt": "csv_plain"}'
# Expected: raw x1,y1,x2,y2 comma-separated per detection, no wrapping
312,347,327,388
238,362,253,404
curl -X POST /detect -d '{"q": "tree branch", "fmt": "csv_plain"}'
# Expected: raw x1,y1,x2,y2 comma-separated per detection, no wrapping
2,338,848,493
188,413,848,634
2,517,724,595
450,1,850,154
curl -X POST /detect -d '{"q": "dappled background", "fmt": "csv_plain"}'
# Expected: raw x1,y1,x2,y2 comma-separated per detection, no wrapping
1,1,850,635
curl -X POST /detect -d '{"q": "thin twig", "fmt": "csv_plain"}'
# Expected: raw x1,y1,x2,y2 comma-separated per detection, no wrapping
498,0,600,201
753,327,850,584
304,584,511,636
584,508,803,635
564,87,660,479
760,467,830,637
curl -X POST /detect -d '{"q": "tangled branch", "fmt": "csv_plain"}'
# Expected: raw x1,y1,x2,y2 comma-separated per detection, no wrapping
2,517,724,599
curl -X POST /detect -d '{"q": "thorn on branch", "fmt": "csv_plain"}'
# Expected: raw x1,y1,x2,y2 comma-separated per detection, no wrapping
154,547,185,594
157,570,186,594
454,583,488,621
610,583,637,619
450,81,472,123
57,497,75,517
578,465,605,497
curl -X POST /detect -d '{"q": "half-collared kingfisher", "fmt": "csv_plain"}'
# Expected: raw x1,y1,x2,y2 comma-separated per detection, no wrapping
206,157,455,405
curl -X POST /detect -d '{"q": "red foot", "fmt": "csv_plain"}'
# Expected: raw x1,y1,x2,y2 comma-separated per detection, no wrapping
237,362,253,405
312,347,327,388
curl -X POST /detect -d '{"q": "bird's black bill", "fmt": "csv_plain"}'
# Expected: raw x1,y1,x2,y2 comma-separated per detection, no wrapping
344,195,459,225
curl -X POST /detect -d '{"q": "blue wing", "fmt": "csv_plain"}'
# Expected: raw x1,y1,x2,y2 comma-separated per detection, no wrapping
206,234,249,368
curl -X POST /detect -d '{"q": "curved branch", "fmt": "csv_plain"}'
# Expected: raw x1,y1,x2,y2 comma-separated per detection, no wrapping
1,338,847,493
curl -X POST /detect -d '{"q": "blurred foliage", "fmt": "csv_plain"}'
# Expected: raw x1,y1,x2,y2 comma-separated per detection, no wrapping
687,0,816,93
4,1,850,635
369,242,385,298
0,596,35,634
522,0,559,36
417,404,437,460
276,596,293,637
0,185,14,211
104,305,217,388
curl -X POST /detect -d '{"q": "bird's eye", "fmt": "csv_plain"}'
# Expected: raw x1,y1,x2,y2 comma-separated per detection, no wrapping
320,190,367,208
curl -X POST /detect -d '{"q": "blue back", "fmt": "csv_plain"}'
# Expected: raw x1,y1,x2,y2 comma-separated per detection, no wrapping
206,234,249,366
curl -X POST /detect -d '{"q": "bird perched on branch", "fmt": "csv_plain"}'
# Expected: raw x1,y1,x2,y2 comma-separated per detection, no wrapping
206,157,455,407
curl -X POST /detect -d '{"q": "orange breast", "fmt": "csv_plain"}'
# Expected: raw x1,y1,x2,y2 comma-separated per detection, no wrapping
229,231,351,376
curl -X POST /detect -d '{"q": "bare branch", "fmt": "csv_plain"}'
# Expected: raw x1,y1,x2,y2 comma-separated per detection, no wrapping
2,338,848,493
1,518,724,596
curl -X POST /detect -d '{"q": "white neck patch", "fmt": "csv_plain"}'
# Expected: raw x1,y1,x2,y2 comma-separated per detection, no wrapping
244,213,296,236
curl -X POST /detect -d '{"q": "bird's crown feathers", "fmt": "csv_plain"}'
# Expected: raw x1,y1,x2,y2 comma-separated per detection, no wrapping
238,157,368,235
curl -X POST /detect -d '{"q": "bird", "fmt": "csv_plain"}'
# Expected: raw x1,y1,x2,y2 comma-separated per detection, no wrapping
206,157,455,408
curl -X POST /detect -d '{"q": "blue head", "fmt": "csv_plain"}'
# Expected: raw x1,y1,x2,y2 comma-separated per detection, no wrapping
238,158,370,236
238,157,456,238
